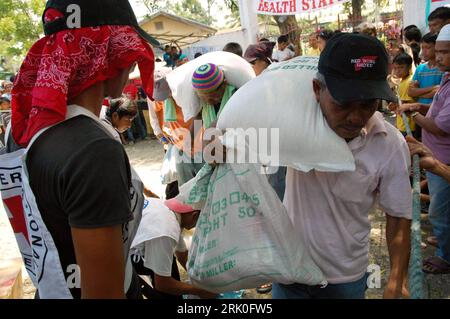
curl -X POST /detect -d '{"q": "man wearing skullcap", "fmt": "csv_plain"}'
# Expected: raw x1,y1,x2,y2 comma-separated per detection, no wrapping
192,63,237,129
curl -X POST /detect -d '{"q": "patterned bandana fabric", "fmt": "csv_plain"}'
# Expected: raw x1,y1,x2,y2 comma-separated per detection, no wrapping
11,11,155,146
192,63,224,93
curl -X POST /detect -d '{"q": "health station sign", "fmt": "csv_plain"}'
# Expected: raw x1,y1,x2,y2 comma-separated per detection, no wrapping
256,0,351,15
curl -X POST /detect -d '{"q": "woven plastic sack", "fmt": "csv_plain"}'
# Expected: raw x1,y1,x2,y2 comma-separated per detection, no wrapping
217,56,355,173
160,144,179,185
184,163,326,293
166,51,255,122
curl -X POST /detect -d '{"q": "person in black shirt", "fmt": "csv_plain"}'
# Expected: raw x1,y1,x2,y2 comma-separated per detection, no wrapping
9,0,157,299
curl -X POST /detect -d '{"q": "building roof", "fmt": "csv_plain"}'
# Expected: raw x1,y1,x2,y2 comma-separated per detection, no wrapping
139,11,217,48
139,10,217,34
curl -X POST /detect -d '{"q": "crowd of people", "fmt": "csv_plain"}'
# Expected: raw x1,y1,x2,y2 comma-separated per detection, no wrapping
1,0,450,300
0,79,13,146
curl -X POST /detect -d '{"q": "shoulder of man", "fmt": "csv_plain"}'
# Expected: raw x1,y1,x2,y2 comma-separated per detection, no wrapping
30,116,123,160
373,115,410,159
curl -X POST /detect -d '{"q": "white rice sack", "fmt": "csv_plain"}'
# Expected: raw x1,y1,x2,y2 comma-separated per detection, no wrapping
217,56,355,172
166,51,256,122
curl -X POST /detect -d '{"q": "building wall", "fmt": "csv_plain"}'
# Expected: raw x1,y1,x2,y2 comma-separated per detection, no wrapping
184,29,249,60
403,0,450,33
140,16,211,37
403,0,428,32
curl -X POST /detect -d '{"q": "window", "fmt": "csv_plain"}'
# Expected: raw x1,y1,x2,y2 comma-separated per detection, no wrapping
155,21,164,31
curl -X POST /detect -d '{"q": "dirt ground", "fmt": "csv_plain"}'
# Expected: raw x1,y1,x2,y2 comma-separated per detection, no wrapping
1,137,449,299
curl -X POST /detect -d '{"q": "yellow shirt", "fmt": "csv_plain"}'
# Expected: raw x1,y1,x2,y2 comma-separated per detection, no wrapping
306,46,320,56
396,74,416,132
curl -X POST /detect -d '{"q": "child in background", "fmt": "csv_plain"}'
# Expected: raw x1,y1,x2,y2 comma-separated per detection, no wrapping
0,97,11,145
408,33,444,140
272,35,295,62
0,96,10,111
389,53,417,137
408,33,443,105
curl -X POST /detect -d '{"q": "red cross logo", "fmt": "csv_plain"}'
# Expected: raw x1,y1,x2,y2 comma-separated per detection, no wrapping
3,196,30,245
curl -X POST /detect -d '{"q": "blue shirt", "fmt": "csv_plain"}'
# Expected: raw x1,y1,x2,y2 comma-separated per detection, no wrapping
412,62,444,104
163,53,174,67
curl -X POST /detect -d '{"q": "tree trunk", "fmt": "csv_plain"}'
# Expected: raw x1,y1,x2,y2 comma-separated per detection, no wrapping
273,15,302,55
352,0,363,28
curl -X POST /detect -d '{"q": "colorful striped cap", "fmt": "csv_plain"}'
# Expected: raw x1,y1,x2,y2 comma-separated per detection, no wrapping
192,63,224,93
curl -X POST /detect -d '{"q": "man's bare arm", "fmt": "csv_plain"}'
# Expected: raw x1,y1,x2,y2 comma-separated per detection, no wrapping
72,225,126,299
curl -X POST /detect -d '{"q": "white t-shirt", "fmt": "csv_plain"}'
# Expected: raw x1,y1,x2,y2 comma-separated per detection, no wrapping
283,112,412,284
131,198,187,277
143,233,187,277
272,48,295,62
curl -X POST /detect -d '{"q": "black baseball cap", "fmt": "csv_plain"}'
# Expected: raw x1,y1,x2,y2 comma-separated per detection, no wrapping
42,0,160,47
318,33,396,104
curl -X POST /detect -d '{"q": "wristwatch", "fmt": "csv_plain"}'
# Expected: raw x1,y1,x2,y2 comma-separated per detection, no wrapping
411,112,420,118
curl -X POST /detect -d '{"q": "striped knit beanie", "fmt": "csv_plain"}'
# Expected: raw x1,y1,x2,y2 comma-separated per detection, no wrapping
192,63,225,93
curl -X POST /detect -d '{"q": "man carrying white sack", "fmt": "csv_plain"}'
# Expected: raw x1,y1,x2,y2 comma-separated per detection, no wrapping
192,63,237,130
272,33,413,299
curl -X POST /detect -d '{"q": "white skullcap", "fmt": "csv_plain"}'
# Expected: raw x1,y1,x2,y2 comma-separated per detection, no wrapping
437,23,450,41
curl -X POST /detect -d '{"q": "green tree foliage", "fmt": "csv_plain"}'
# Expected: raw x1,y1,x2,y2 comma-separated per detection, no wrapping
0,0,45,71
224,0,240,28
342,0,364,26
168,0,213,26
137,0,168,16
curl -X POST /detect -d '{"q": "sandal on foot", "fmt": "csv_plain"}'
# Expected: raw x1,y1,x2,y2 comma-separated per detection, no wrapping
256,283,272,294
423,256,450,274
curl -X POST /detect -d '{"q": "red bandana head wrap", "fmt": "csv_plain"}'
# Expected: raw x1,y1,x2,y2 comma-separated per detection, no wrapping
11,9,155,146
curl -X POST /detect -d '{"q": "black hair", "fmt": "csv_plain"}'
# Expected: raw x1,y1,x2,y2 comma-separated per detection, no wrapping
428,6,450,21
164,45,170,49
171,46,177,50
194,52,202,58
421,32,438,44
259,38,269,42
0,97,11,104
410,42,421,65
277,35,289,44
393,53,413,66
404,24,418,32
361,27,377,37
405,27,422,43
106,98,137,119
223,42,243,57
317,29,335,41
155,58,162,62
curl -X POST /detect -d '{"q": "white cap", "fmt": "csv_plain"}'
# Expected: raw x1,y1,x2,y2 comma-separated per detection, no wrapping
437,23,450,42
